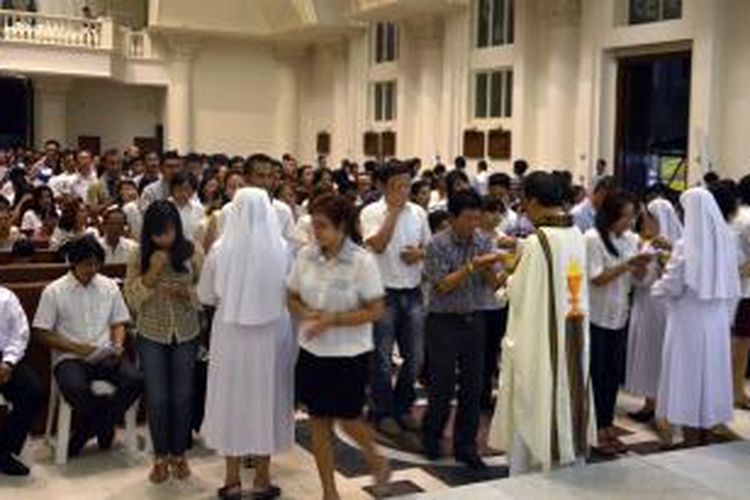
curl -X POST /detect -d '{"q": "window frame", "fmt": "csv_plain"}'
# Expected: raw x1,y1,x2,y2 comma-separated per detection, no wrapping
373,21,399,64
473,68,513,120
372,80,397,123
628,0,682,25
476,0,514,49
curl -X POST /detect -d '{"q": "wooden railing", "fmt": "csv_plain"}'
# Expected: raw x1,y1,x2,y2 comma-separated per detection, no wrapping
0,9,113,49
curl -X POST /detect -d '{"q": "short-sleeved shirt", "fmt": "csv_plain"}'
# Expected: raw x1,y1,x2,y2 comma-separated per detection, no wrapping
287,239,384,357
99,236,139,265
33,272,131,365
585,228,639,330
572,198,596,233
425,229,495,314
140,179,169,211
360,199,431,289
732,205,750,298
0,286,29,365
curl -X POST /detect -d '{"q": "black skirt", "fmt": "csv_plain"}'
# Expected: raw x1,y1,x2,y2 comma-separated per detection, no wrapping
734,298,750,339
296,348,370,419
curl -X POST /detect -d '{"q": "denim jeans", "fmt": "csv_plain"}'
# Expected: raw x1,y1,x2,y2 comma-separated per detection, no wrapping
137,336,198,456
371,287,425,421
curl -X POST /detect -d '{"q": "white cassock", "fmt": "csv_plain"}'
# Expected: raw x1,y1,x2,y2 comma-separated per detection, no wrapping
625,201,682,400
489,223,597,474
198,187,296,456
654,188,740,428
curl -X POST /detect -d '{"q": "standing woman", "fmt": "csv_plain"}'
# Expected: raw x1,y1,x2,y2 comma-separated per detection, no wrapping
585,191,651,454
625,199,682,422
655,187,740,446
124,200,203,483
198,187,295,500
287,193,390,500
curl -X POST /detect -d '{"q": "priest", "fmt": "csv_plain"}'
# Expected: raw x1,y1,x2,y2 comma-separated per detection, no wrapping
489,171,597,475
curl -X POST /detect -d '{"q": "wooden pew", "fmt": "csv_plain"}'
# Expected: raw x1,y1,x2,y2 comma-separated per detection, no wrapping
1,263,126,285
0,250,61,265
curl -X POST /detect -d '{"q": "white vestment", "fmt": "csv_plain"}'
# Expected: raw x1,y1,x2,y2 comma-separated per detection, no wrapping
489,225,597,474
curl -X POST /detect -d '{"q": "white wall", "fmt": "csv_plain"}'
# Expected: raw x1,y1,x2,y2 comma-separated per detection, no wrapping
190,38,297,155
66,79,163,150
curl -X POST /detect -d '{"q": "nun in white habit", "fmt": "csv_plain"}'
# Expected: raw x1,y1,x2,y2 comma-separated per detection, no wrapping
198,187,295,499
625,198,683,421
653,188,740,444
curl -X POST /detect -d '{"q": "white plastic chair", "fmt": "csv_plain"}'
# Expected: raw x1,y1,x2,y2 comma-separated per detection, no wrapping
45,379,139,465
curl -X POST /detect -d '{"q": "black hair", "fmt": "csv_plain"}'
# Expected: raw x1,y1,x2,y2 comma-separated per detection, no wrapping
410,180,430,198
66,234,105,265
447,189,482,218
30,185,57,219
11,238,35,259
594,190,634,257
428,210,451,233
380,160,413,184
488,172,512,189
185,152,202,164
433,164,447,176
102,205,126,223
170,170,198,193
481,195,504,213
140,200,195,274
312,167,333,186
44,139,61,149
310,193,361,244
163,150,181,162
523,171,565,208
593,175,618,194
513,159,529,176
454,156,467,170
735,174,750,207
703,171,720,185
708,179,739,222
445,170,470,199
244,153,273,177
477,160,488,172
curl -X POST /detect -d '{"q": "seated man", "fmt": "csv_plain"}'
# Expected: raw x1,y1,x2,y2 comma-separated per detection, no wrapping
34,235,143,457
0,285,43,476
98,206,138,265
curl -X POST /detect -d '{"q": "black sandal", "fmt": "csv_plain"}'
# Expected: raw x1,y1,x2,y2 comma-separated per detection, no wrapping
217,483,242,500
251,485,282,499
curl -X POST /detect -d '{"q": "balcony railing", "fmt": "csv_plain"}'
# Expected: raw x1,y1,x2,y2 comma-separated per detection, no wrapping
0,9,114,49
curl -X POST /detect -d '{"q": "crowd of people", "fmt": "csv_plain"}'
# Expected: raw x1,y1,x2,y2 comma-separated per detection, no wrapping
0,140,749,498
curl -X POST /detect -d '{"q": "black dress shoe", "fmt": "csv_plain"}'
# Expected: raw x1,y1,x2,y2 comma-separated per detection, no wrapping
68,431,90,458
422,439,442,461
217,484,242,499
455,452,487,470
251,485,282,499
627,409,655,423
0,453,30,476
97,426,115,450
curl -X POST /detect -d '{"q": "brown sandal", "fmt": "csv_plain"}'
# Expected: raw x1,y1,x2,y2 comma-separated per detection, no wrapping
170,455,192,480
149,457,170,484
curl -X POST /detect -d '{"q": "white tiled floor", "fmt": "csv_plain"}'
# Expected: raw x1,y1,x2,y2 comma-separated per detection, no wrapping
403,442,750,500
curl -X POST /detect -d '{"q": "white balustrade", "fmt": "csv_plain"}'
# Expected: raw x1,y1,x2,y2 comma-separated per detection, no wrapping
0,9,108,49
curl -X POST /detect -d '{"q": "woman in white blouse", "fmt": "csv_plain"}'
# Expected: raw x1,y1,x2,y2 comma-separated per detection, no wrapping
585,191,651,455
287,193,390,500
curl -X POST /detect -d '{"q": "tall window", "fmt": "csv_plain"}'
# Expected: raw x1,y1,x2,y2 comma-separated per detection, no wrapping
373,81,397,122
474,70,513,119
374,22,398,63
629,0,682,25
477,0,514,48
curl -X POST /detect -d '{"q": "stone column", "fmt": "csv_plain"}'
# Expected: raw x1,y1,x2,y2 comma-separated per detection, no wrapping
34,76,72,148
164,36,200,154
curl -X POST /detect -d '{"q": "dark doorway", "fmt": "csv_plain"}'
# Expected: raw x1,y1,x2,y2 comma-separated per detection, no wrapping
615,51,691,194
0,76,33,149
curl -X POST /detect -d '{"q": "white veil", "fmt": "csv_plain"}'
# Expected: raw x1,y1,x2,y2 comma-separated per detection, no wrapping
214,187,287,326
680,188,740,301
648,197,683,242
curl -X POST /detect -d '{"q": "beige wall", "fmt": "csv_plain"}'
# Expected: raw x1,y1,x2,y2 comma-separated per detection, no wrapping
66,79,163,151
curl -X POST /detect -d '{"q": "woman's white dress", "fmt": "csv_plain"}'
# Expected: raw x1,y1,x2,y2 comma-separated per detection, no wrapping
625,256,666,399
198,249,296,456
653,243,735,428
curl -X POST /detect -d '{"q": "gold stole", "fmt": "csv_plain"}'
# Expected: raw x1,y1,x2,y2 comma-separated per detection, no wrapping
536,225,590,464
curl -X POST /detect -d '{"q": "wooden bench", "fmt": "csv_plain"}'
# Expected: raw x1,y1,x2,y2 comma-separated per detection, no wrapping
1,263,127,284
0,250,61,265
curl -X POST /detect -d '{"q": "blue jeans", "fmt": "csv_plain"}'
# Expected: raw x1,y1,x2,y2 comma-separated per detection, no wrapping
137,336,198,456
371,287,425,421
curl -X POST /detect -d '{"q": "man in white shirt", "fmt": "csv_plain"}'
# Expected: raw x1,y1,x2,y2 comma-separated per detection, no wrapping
360,161,431,436
488,173,520,238
169,171,206,244
571,176,617,233
473,160,490,196
0,286,43,476
34,235,143,458
98,207,138,265
243,153,295,242
70,150,98,202
140,151,183,211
